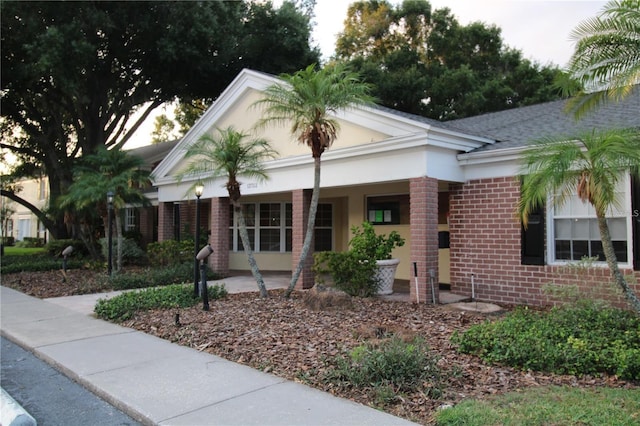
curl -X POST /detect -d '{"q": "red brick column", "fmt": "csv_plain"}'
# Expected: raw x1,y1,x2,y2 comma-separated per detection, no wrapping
410,177,439,304
209,197,229,275
157,202,174,242
292,189,314,289
137,207,151,247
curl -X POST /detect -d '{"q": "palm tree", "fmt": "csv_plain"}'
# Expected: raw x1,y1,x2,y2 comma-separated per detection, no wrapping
565,0,640,118
180,126,277,298
60,147,150,273
253,63,375,297
518,128,640,312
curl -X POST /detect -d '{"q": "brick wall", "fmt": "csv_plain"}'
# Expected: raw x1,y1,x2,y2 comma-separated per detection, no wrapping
410,177,439,303
292,189,314,289
209,197,230,274
449,177,640,308
157,202,174,242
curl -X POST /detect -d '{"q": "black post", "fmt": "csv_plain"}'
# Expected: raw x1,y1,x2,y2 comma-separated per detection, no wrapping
200,261,209,311
107,191,114,276
193,189,202,297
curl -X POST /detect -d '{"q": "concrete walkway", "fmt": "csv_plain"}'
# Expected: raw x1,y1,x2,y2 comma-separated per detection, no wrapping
1,276,418,426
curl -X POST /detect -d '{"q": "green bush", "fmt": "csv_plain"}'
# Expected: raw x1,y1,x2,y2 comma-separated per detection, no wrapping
94,283,227,322
45,239,89,258
324,336,447,404
1,254,83,274
99,237,147,265
109,262,222,290
15,237,45,248
452,302,640,380
314,251,379,297
146,239,196,267
313,222,405,297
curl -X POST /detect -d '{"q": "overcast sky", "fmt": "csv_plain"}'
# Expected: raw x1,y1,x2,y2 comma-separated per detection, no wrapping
312,0,607,67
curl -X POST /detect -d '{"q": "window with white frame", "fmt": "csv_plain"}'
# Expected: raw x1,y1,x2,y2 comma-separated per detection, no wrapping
551,176,630,263
125,208,137,232
230,202,332,252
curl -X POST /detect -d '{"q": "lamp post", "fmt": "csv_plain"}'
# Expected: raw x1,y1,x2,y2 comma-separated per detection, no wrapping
107,191,114,276
193,183,204,297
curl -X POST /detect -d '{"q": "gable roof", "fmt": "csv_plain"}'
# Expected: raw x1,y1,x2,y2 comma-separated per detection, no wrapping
127,139,180,171
446,86,640,152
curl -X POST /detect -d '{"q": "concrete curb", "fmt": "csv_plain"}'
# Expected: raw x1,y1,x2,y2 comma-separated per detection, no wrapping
1,387,37,426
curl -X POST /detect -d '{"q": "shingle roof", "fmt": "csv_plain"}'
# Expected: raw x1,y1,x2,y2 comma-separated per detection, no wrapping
127,139,180,170
445,86,640,152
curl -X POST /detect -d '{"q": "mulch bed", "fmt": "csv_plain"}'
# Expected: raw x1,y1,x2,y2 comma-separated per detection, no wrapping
4,270,637,425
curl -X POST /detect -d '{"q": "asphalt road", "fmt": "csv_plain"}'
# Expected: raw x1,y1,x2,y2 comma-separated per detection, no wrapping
1,336,141,426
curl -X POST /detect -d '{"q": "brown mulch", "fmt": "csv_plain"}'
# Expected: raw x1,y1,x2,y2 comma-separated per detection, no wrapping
4,270,637,425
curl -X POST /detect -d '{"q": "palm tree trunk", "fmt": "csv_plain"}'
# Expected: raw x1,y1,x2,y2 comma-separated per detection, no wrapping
286,156,321,297
235,204,268,298
597,215,640,313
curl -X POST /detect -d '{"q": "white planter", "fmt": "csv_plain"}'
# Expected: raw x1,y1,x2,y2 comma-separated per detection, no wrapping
375,258,400,295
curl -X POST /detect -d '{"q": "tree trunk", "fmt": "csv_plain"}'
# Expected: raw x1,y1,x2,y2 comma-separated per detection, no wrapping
286,156,321,298
235,204,268,298
597,215,640,312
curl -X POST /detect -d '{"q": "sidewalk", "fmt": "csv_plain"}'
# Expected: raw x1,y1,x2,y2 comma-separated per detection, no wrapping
1,277,418,426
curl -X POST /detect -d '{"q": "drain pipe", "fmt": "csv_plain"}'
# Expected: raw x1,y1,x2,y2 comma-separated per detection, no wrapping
471,273,475,301
429,269,436,304
413,262,420,304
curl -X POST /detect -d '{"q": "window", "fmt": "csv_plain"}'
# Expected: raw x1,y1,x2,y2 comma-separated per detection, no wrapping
366,194,409,225
230,202,332,252
550,177,630,263
125,208,137,232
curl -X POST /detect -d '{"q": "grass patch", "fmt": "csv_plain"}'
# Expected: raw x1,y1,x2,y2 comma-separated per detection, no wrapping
2,246,46,256
94,283,228,322
436,386,640,425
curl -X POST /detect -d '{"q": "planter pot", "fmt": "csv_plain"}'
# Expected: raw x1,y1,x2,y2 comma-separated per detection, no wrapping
375,258,400,295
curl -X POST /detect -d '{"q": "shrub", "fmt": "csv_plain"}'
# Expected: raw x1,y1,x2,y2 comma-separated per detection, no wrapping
323,336,447,405
313,222,405,297
146,239,195,267
109,262,222,290
349,221,405,260
99,237,147,265
314,251,379,297
1,254,83,274
15,237,45,248
45,239,89,258
452,301,640,380
94,283,228,322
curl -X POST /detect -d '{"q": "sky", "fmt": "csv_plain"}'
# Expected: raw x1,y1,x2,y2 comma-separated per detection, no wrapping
126,0,608,148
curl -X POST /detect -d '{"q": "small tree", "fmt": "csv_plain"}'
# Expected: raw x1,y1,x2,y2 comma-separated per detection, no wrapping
180,127,277,298
60,147,150,273
254,64,375,297
518,128,640,312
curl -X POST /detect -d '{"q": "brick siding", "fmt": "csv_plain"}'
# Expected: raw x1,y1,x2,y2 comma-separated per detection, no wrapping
410,177,439,303
449,177,640,308
292,189,314,289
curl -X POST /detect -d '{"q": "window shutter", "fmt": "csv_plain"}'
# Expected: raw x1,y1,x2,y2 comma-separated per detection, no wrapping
521,204,545,265
632,174,640,271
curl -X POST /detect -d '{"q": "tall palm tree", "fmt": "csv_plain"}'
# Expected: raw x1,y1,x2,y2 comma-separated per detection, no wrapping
518,128,640,312
254,64,375,297
60,147,150,273
180,126,277,298
565,0,640,118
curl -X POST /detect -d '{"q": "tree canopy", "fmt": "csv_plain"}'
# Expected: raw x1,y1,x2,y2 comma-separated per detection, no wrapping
0,0,319,238
333,0,565,120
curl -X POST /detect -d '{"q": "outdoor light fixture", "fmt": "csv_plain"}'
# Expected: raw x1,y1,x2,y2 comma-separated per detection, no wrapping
196,244,214,311
193,183,204,297
107,191,114,276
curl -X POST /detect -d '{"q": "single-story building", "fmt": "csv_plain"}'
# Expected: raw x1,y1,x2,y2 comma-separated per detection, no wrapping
151,69,640,307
